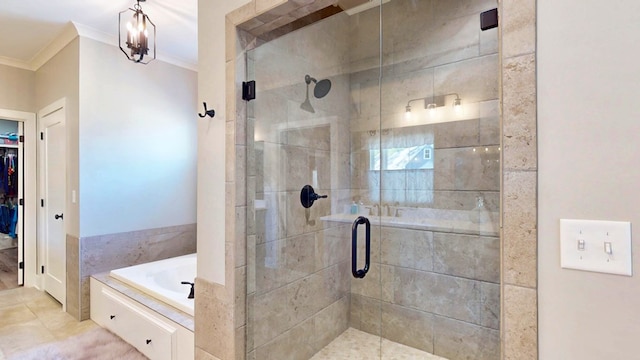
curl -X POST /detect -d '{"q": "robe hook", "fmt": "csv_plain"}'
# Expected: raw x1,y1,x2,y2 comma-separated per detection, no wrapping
198,102,215,118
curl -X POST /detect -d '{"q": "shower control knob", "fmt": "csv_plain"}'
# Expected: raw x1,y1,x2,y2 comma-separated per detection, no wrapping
300,185,327,208
110,315,116,319
54,213,64,220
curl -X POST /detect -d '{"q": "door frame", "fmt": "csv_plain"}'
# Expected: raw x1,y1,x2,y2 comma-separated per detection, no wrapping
0,108,36,288
37,98,66,308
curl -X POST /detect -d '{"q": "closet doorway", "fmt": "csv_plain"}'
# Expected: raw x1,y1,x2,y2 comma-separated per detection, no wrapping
0,119,23,290
0,109,36,292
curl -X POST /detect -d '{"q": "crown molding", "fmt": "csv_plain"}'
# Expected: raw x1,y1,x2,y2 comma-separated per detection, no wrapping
29,22,79,71
1,21,197,72
0,56,32,70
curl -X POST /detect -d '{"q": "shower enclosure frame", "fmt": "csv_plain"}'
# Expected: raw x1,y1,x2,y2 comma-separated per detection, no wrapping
191,1,539,359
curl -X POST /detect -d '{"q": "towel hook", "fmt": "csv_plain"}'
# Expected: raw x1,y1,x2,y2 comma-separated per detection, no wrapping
198,102,215,118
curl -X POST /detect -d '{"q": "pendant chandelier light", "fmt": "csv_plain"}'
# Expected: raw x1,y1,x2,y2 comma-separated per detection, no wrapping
118,0,156,64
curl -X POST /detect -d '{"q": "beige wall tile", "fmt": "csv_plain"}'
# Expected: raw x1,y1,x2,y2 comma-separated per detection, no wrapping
251,285,289,347
434,146,500,191
434,54,499,104
380,227,433,272
394,268,482,325
226,182,236,246
196,347,223,360
227,2,257,26
65,234,80,320
503,53,537,171
381,303,435,353
433,233,500,283
313,297,350,350
350,294,381,336
503,170,537,288
480,282,500,330
503,285,537,360
433,316,500,360
501,0,536,58
195,278,235,360
235,266,247,329
235,206,247,268
235,326,246,360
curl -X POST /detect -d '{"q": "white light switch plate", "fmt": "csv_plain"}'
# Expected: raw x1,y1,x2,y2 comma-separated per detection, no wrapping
560,219,632,276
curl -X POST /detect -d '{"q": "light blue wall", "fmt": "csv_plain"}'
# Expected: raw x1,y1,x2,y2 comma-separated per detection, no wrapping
0,119,18,134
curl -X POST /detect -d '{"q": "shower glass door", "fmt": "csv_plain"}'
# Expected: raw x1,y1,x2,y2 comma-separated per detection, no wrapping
245,0,500,359
245,2,384,358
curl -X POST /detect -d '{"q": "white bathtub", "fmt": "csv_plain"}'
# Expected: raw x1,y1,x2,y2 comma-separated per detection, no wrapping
110,253,196,316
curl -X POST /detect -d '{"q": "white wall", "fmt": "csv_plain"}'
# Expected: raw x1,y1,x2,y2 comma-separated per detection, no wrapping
197,0,251,285
78,38,197,237
538,1,640,359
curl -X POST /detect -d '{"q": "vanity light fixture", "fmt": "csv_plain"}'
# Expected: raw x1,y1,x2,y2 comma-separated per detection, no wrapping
119,0,156,64
404,93,463,120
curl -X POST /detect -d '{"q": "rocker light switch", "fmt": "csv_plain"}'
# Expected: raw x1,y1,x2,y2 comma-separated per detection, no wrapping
560,219,632,276
604,242,613,255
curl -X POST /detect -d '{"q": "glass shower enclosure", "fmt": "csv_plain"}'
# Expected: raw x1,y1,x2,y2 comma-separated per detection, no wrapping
245,0,500,359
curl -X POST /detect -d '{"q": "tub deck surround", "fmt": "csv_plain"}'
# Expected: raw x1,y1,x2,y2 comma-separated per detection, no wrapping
91,272,194,332
202,1,539,360
109,253,196,317
66,223,197,321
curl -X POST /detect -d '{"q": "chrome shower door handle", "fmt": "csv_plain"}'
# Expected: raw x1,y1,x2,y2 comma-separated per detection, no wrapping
352,216,371,279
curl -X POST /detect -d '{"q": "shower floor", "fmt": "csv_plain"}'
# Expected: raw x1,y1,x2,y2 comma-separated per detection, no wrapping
310,328,447,360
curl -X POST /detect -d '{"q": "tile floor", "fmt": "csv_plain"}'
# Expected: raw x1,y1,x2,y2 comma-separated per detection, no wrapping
311,328,447,360
0,287,446,360
0,286,99,359
0,248,18,291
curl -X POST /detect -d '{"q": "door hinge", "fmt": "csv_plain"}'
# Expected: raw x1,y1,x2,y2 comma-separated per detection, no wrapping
40,132,44,140
19,262,23,269
19,198,23,206
242,81,256,101
19,135,24,143
41,265,45,274
41,199,44,207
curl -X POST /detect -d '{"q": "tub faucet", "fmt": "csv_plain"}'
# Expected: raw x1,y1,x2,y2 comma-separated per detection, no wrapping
181,281,195,299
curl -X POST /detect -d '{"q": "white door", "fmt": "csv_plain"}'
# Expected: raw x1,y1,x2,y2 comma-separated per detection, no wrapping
17,121,24,285
40,107,65,304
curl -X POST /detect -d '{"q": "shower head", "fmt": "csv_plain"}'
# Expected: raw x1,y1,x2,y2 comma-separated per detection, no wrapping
301,74,331,113
304,75,332,99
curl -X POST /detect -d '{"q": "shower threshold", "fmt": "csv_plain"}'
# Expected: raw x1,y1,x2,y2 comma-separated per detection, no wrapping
310,328,447,360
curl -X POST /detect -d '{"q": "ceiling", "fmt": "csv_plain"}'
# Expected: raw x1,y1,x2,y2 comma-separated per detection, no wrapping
0,0,198,70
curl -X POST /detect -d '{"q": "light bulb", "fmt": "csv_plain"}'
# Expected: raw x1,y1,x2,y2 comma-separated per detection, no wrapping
404,105,412,120
426,103,437,117
453,97,462,113
127,22,133,31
